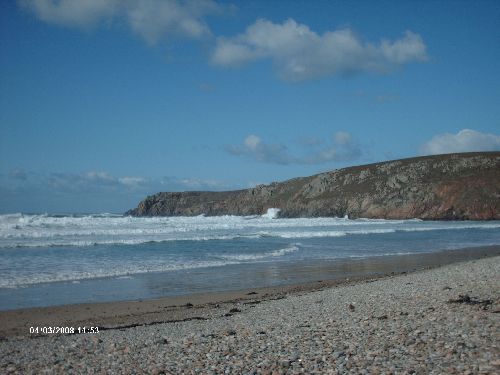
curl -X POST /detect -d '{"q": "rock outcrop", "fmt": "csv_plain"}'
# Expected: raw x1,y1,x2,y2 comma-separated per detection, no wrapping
126,152,500,220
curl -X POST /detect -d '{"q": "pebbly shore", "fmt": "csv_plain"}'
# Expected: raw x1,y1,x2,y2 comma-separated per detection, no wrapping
1,255,499,374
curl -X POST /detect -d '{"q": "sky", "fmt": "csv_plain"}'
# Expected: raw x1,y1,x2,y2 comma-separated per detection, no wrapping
1,0,499,214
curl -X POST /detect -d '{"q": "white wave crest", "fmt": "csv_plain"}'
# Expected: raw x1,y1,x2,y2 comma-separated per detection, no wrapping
1,213,499,249
0,258,246,288
0,243,301,288
262,208,281,219
220,244,299,261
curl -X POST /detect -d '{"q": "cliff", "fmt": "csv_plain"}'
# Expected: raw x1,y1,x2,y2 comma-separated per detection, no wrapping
126,152,500,220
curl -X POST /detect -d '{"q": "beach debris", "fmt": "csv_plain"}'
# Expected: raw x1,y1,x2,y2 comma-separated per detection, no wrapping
156,337,168,345
447,294,493,309
246,291,258,295
229,308,241,313
243,300,261,305
348,303,355,311
268,296,286,301
185,303,194,308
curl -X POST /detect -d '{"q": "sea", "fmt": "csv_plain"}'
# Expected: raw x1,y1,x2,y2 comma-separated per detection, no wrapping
1,210,499,310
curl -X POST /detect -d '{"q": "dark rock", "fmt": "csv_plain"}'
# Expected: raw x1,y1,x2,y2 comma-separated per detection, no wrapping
126,152,500,220
447,294,493,308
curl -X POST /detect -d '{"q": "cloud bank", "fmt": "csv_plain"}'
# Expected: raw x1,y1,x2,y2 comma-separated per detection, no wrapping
1,169,230,212
420,129,500,155
21,3,427,81
212,18,428,81
3,169,228,194
227,132,361,165
19,0,222,44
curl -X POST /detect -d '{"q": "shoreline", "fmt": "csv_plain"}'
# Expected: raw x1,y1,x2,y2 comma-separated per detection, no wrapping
1,244,499,339
1,250,499,373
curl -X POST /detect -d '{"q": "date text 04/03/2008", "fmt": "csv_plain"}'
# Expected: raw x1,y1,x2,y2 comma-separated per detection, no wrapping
29,326,99,334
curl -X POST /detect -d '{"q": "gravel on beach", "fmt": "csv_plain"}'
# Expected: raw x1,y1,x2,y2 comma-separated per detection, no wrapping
1,256,499,374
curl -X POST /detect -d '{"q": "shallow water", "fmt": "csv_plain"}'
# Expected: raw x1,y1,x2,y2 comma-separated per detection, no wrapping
0,213,499,309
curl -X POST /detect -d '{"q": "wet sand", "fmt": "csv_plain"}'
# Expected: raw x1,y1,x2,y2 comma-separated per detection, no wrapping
1,245,498,339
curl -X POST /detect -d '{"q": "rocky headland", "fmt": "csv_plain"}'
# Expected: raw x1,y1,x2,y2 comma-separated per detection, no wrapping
126,152,500,220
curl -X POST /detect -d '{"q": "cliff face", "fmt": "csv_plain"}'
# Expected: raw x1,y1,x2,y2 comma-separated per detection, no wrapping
126,152,500,220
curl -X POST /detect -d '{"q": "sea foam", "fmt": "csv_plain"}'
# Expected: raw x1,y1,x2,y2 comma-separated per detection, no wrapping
1,213,499,289
262,208,281,219
1,213,499,249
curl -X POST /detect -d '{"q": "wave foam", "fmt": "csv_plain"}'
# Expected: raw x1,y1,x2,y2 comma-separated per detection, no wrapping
0,243,302,288
1,213,499,249
262,208,281,219
220,244,299,261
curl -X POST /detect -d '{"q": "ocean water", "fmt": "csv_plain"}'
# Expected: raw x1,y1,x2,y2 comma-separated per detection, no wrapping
0,211,499,309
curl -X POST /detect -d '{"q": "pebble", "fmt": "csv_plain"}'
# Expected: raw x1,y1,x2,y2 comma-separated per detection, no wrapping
1,256,499,374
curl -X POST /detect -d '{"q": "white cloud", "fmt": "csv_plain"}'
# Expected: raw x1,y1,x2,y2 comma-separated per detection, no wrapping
178,178,226,189
212,18,427,81
301,132,361,164
85,172,147,188
118,176,147,188
18,0,119,28
85,171,116,184
227,132,361,165
39,171,150,192
226,135,291,165
244,134,261,150
125,0,219,44
159,176,228,191
19,0,221,43
2,169,231,196
420,129,500,155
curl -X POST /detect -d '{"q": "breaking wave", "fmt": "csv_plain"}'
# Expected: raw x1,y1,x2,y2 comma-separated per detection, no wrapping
1,213,499,249
0,243,301,288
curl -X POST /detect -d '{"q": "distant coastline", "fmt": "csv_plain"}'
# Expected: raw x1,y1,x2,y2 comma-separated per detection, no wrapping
127,152,500,220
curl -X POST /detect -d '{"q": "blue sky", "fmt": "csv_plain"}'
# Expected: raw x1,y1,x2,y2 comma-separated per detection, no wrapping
1,0,499,213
